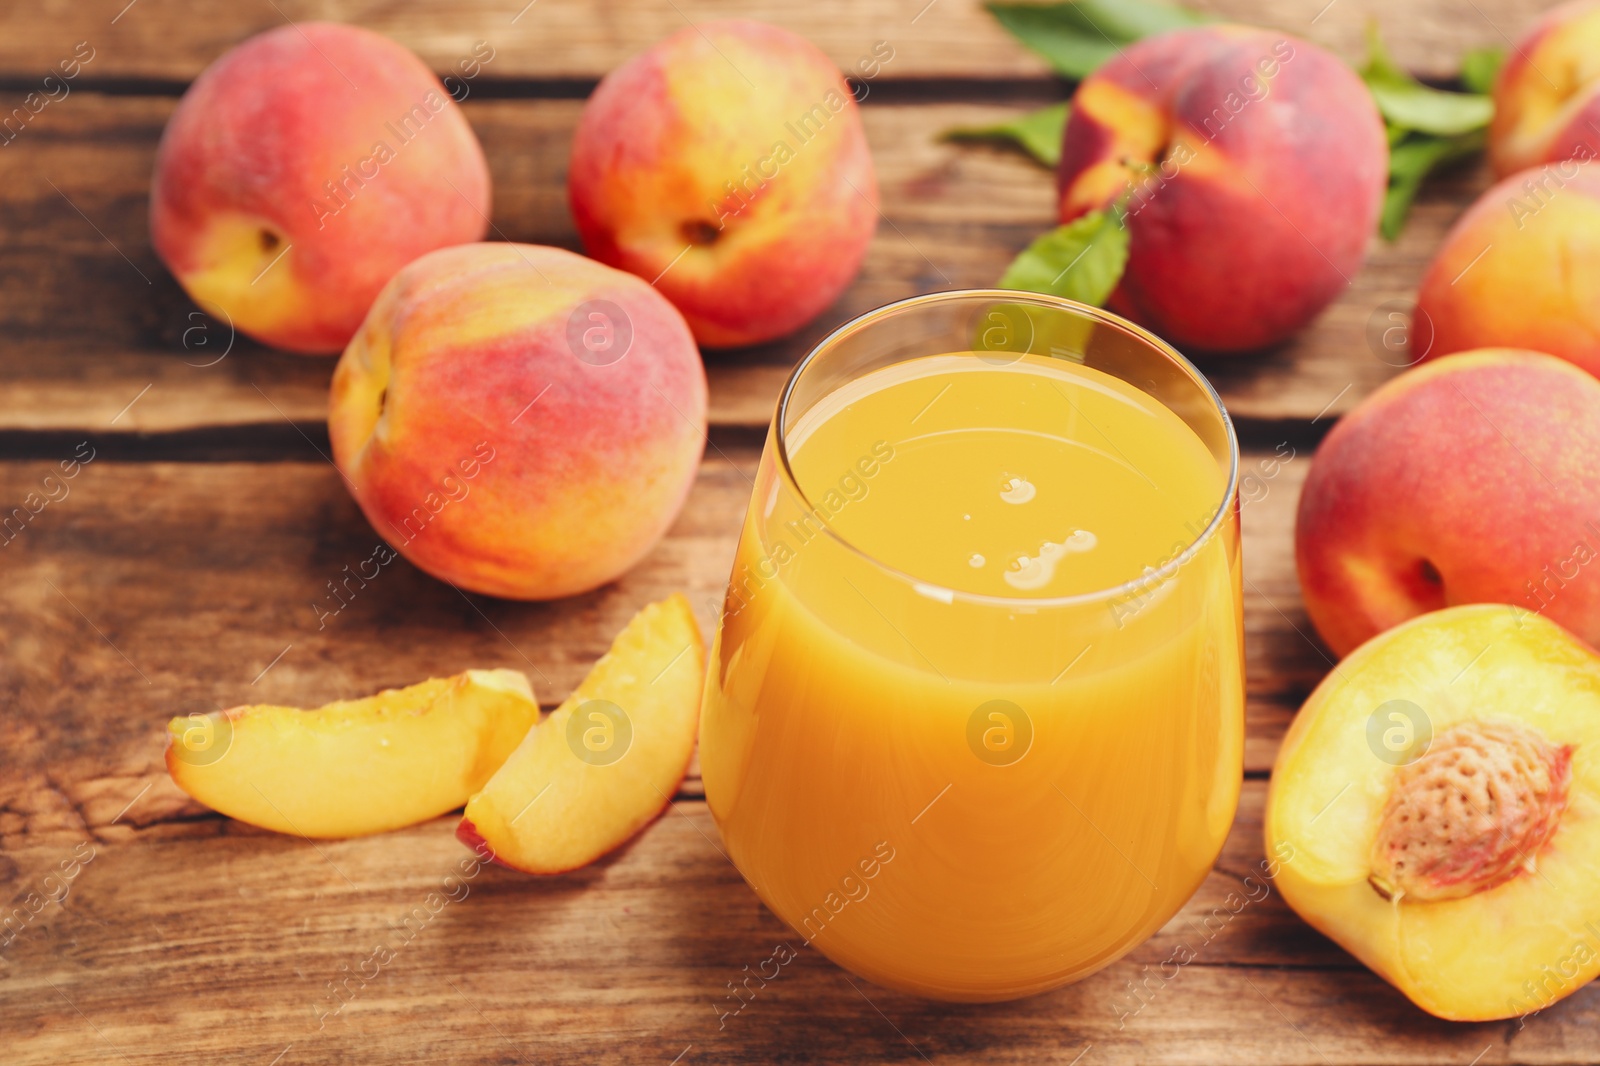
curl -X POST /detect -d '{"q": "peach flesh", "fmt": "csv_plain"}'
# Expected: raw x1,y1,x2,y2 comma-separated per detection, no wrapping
1266,604,1600,1020
456,594,704,874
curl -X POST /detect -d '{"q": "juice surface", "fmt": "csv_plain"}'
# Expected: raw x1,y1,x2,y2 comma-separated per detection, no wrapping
786,352,1224,599
700,352,1244,1001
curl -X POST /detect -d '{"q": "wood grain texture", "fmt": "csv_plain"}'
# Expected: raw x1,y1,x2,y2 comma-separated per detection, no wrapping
0,0,1564,83
0,93,1480,434
0,444,1314,849
3,4,1591,1060
4,786,1592,1065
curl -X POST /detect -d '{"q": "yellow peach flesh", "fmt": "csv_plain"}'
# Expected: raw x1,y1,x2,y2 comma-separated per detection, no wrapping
166,669,540,839
458,595,704,873
1267,605,1600,1021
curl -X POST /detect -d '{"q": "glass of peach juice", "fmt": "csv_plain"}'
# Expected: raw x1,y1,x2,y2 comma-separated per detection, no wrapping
698,290,1243,1001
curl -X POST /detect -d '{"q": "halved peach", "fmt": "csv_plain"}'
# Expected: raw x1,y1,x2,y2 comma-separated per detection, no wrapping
166,669,539,838
458,595,704,873
1267,604,1600,1020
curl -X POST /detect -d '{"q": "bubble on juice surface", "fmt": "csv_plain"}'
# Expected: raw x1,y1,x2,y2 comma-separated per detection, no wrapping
969,553,986,568
1004,530,1097,591
999,477,1036,505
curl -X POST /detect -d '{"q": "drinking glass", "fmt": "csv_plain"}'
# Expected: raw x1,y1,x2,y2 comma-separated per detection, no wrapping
699,290,1242,1001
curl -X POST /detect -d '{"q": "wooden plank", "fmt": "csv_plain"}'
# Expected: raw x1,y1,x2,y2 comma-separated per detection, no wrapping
4,784,1594,1064
0,445,1314,847
0,451,747,847
0,0,1563,84
1240,442,1316,774
3,4,1584,1061
0,93,1479,433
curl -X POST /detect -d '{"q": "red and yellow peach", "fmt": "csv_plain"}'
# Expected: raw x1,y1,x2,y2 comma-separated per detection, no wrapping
328,243,707,600
1414,165,1600,377
1489,0,1600,178
151,22,491,354
1296,349,1600,657
1058,26,1387,352
568,19,878,349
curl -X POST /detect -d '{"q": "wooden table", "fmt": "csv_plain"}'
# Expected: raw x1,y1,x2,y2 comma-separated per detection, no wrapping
2,1,1592,1062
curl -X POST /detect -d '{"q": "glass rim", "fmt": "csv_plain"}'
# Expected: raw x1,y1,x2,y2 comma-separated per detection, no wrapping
772,289,1241,610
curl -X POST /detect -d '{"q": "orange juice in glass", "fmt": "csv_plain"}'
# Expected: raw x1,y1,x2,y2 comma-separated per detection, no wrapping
699,291,1242,1001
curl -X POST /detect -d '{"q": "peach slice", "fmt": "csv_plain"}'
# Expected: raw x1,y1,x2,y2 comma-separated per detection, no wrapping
457,595,704,873
166,669,539,838
1266,604,1600,1020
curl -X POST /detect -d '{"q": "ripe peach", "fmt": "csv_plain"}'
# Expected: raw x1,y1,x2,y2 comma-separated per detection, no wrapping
328,243,706,600
1489,1,1600,177
1414,165,1600,377
568,20,878,349
1296,349,1600,657
151,22,491,354
1058,26,1387,352
1267,604,1600,1021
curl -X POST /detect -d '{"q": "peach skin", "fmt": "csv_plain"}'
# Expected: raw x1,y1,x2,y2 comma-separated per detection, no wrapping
1267,604,1600,1020
1296,349,1600,657
1058,26,1387,352
1414,165,1600,377
328,243,707,600
1490,0,1600,178
151,22,490,354
568,20,878,348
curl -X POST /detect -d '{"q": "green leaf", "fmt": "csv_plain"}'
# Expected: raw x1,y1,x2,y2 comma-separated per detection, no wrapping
1358,26,1496,238
943,101,1071,168
1379,127,1486,240
985,0,1210,80
998,207,1130,306
1359,24,1493,136
1459,46,1505,96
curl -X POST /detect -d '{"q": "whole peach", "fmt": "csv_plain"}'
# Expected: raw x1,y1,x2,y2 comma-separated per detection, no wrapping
1414,165,1600,377
151,22,490,354
329,243,707,600
1490,1,1600,177
568,20,878,349
1296,350,1600,657
1058,26,1386,352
